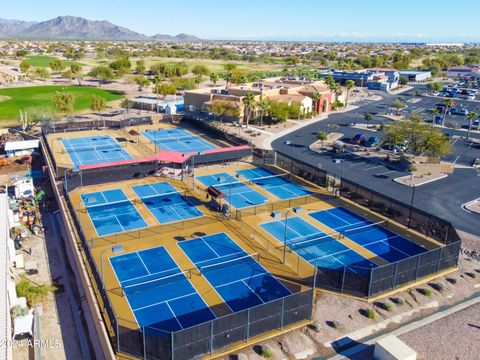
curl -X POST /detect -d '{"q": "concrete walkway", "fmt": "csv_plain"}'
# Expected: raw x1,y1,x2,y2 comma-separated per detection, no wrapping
328,292,480,359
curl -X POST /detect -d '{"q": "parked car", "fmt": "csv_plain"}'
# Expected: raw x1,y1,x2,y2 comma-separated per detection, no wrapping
365,136,381,147
467,94,476,100
352,133,365,145
451,108,468,116
473,119,480,129
431,91,439,96
434,115,445,124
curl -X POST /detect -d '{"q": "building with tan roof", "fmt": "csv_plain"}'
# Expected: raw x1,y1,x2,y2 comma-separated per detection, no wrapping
184,77,333,123
0,67,26,85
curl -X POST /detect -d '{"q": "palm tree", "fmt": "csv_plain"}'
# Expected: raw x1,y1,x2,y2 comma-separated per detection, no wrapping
223,72,232,87
466,111,478,139
345,80,355,107
242,93,256,127
210,73,219,86
311,92,322,115
257,101,270,127
329,82,343,103
317,131,328,149
443,98,453,126
323,75,334,87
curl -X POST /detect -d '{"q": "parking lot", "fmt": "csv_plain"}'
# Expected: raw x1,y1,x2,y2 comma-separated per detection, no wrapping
272,86,480,236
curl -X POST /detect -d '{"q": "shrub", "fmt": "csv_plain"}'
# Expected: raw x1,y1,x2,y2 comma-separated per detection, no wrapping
361,308,375,319
391,297,405,306
10,305,29,318
310,322,322,332
326,320,342,329
418,288,432,297
16,279,56,307
260,345,273,358
383,302,393,311
429,282,445,292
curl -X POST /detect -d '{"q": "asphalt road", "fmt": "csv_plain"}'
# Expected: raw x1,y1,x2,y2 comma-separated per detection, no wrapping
272,87,480,236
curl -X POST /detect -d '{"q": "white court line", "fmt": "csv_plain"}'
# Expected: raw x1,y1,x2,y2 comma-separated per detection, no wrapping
135,252,151,275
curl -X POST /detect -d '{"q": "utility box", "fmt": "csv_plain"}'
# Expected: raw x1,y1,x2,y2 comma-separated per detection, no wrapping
373,335,417,360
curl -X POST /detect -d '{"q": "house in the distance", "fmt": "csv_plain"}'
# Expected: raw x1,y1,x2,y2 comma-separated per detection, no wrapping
0,67,26,85
447,65,480,80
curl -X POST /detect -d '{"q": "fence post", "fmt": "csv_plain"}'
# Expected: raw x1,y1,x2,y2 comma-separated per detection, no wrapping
210,320,214,354
392,261,399,289
246,309,250,341
367,268,374,298
143,327,146,360
116,322,120,353
341,265,347,293
171,331,174,360
414,254,421,281
436,247,444,273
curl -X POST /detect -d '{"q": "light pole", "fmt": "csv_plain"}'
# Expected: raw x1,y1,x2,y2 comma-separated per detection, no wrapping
333,159,345,196
100,245,125,291
282,206,303,264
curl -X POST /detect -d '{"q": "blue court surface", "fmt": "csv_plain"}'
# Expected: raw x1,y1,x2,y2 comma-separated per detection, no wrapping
196,173,268,209
81,189,147,236
110,246,215,333
237,167,311,200
131,182,203,224
179,233,291,312
309,207,428,263
142,128,215,153
261,217,377,273
61,135,132,166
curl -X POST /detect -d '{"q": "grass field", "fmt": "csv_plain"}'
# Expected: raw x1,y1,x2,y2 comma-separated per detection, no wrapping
25,55,85,68
0,86,123,123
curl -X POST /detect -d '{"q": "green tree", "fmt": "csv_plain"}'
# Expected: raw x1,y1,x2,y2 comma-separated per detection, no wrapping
136,59,146,75
466,111,478,139
311,92,322,115
210,73,219,86
345,80,355,106
210,100,240,122
317,131,328,148
34,68,50,82
399,77,408,86
224,63,237,72
364,112,374,128
52,92,74,116
19,60,31,74
242,92,256,127
223,72,233,87
50,59,65,73
91,94,107,127
70,63,83,85
16,279,55,307
192,64,210,76
391,98,406,115
89,66,115,85
442,98,454,126
194,74,203,89
15,50,29,58
121,99,134,118
154,82,177,99
256,100,271,127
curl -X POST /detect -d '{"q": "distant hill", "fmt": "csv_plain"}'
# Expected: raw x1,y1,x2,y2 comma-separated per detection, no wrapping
0,16,200,41
151,33,201,42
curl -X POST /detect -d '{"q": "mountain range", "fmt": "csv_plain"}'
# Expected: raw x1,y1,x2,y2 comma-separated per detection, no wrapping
0,16,200,41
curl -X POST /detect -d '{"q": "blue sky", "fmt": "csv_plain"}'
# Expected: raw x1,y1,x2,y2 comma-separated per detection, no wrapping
2,0,480,42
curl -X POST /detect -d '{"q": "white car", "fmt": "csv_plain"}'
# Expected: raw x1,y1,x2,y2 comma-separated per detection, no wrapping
431,91,439,96
467,94,476,101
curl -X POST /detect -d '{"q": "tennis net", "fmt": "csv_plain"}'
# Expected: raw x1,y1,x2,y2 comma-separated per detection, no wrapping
79,198,133,213
122,271,190,296
62,142,126,154
198,252,260,275
246,173,290,186
288,231,341,250
342,220,388,238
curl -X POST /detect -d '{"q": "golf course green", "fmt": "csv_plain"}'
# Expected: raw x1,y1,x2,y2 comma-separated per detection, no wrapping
0,85,124,122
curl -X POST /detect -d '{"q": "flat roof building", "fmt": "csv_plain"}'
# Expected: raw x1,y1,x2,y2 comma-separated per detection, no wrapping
399,70,432,82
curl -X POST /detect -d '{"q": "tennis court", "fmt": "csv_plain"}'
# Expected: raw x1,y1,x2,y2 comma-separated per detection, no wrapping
309,207,428,263
179,233,291,312
142,128,215,152
131,182,203,224
261,217,377,274
110,246,215,333
196,173,268,209
61,135,132,166
237,167,311,200
80,189,147,236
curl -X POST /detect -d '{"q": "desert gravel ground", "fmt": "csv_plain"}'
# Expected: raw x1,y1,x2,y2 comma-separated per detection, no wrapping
399,302,480,360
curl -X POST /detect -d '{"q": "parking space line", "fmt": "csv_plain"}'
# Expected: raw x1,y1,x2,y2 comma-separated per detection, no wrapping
363,165,384,171
374,170,397,176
